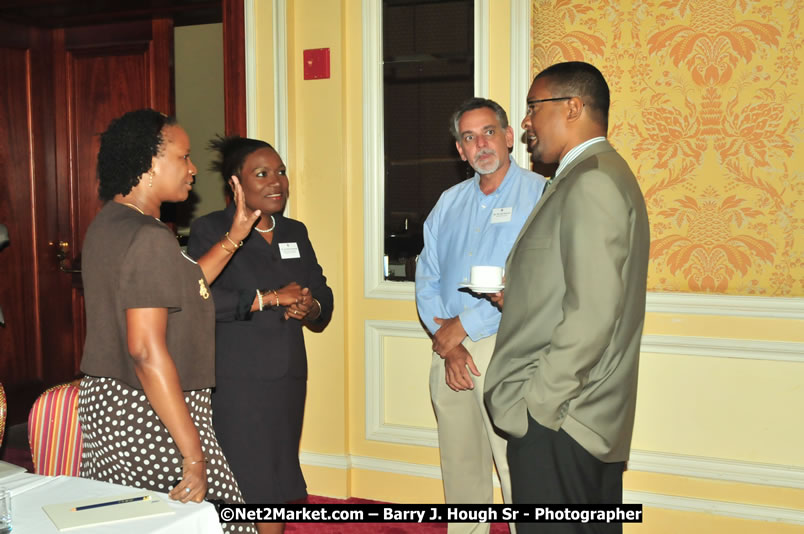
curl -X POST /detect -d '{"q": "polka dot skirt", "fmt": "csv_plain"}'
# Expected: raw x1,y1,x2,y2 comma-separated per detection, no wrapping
78,376,256,534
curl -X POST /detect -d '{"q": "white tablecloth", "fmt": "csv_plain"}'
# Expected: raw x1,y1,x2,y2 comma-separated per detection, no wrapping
2,472,223,533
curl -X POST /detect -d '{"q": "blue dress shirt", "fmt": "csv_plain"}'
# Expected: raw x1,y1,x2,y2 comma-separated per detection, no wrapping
415,156,545,341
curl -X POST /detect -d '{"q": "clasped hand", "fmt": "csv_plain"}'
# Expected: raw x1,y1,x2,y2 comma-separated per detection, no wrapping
433,316,479,391
272,283,317,321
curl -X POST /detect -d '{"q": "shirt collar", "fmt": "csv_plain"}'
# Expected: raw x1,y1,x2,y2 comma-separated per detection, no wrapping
555,137,606,179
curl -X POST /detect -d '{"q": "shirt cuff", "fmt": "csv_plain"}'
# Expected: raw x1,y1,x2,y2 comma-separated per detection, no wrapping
234,290,255,321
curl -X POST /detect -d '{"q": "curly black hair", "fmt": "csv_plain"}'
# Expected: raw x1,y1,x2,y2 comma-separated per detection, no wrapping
208,135,274,198
97,109,177,201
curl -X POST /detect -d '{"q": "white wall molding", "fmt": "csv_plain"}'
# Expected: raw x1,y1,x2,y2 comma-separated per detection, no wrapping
358,276,804,318
271,0,289,161
245,0,289,154
364,320,438,447
641,335,804,363
351,454,441,480
646,292,804,319
299,452,804,524
475,0,489,97
510,0,530,168
624,490,804,525
245,0,257,137
628,450,804,490
364,319,804,489
362,0,491,300
300,450,351,471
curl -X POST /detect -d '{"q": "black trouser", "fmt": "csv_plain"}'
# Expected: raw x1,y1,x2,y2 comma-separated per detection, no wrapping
507,414,624,534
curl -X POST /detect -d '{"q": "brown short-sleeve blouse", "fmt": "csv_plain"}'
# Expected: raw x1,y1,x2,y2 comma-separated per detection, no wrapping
80,201,215,390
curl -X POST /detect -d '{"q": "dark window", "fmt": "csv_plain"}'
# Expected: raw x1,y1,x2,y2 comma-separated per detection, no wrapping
382,0,474,281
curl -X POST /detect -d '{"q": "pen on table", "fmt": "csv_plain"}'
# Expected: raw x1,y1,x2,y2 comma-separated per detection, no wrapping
72,495,151,511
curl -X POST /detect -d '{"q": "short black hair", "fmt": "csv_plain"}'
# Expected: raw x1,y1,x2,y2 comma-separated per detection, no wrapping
208,135,275,197
534,62,610,130
97,109,177,201
450,97,509,141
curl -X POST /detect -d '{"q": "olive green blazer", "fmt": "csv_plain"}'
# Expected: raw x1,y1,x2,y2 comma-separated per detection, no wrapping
484,140,650,462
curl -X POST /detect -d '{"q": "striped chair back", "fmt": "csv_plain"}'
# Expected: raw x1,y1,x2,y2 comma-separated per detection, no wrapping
28,383,83,476
0,382,6,447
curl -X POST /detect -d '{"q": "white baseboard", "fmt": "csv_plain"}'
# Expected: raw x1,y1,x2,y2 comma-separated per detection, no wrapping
627,450,804,489
300,451,804,525
625,490,804,525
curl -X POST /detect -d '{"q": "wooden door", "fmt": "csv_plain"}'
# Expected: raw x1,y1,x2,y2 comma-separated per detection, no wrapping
1,1,245,426
0,21,60,423
0,18,174,424
55,18,174,367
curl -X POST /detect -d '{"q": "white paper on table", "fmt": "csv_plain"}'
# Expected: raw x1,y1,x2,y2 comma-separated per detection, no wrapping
43,491,174,531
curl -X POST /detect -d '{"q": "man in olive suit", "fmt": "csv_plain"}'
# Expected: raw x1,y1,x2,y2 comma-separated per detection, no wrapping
485,62,650,534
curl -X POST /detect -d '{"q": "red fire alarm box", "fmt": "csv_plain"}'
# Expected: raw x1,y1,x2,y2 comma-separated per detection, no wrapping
303,48,330,80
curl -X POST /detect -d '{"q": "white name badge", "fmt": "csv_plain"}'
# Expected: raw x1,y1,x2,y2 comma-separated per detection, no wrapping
279,242,301,259
490,207,513,224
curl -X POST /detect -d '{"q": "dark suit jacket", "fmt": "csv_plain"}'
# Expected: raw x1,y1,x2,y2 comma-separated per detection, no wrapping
484,140,650,462
187,204,333,381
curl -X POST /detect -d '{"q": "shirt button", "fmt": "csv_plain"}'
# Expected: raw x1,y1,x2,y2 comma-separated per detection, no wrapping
468,252,473,256
481,204,486,208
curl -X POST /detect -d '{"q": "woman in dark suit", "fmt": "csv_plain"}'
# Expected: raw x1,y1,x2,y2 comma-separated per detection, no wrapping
188,136,333,534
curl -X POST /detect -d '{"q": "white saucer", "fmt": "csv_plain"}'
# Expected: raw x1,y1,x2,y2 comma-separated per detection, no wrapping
459,283,504,293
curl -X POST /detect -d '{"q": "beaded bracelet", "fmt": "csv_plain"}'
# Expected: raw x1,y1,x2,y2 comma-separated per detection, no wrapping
256,289,264,311
272,289,279,307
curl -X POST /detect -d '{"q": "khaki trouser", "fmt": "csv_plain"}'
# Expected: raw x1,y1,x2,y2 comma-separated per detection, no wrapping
430,334,515,534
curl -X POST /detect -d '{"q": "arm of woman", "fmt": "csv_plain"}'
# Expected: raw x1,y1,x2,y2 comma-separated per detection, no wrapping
126,306,207,504
196,176,260,284
283,225,333,325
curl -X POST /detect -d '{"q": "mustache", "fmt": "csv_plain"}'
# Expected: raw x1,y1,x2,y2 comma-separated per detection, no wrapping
473,149,496,163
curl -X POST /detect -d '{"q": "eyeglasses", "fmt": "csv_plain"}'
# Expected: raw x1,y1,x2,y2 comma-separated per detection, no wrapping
527,96,574,105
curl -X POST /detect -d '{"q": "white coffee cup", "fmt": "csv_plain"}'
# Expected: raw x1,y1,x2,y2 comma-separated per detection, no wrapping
470,265,503,287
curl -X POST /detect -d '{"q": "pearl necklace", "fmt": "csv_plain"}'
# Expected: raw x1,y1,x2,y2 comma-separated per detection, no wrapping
254,215,276,233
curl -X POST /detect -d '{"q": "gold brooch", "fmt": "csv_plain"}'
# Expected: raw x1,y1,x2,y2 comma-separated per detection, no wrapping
199,279,210,299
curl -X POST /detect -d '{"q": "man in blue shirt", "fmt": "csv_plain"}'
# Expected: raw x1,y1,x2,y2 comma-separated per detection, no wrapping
415,98,545,534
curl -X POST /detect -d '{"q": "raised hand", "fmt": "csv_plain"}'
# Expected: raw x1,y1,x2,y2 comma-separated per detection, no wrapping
228,175,261,243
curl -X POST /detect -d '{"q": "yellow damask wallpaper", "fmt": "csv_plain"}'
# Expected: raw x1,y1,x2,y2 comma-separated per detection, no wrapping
530,0,803,296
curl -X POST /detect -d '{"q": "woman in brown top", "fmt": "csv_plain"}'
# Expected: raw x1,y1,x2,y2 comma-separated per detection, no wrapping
79,109,259,534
